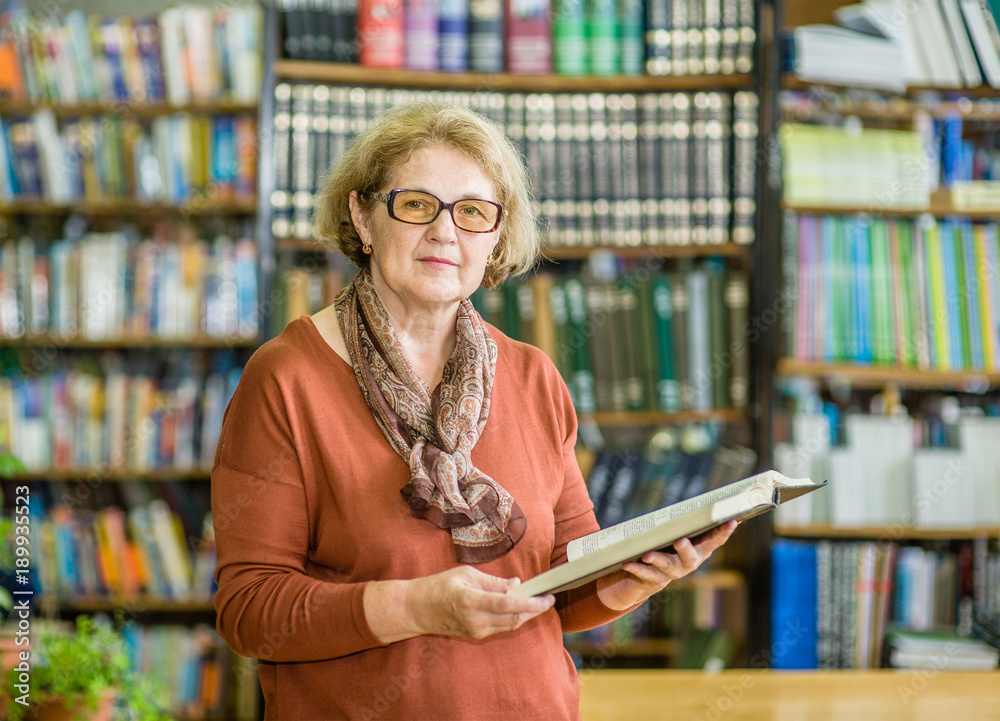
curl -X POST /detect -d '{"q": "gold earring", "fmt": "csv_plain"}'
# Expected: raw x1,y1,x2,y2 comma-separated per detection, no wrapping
362,243,372,255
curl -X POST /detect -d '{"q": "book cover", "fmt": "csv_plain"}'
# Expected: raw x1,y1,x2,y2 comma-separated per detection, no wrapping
552,0,586,74
438,0,468,70
405,0,440,70
586,0,620,75
358,0,405,67
468,0,504,71
506,0,551,73
509,471,825,597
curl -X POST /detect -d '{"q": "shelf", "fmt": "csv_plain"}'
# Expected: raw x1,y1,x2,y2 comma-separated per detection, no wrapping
38,596,216,612
776,358,1000,391
1,99,258,118
775,523,1000,540
0,333,258,349
782,201,1000,220
542,243,752,260
565,637,682,658
581,409,746,426
11,467,214,481
0,198,258,216
782,75,1000,98
273,60,755,92
781,95,1000,122
670,569,745,591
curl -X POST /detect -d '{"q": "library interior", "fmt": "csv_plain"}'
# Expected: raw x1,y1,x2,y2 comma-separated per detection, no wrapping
0,0,998,718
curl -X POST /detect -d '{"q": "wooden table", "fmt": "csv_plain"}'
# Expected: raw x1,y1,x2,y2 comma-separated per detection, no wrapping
578,669,1000,720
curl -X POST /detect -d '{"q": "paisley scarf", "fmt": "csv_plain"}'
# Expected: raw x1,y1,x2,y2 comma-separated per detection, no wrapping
335,270,526,563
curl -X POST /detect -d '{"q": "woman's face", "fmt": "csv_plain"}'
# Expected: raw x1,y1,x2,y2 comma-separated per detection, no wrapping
351,144,501,317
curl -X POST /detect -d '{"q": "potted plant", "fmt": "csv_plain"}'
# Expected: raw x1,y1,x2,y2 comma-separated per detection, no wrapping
2,615,171,721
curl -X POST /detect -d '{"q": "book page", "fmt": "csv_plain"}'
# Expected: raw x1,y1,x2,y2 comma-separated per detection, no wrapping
567,473,768,562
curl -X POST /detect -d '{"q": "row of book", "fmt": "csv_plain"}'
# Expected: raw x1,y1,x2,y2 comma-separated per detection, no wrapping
29,495,214,602
0,2,263,105
773,411,1000,528
0,352,243,472
278,0,755,76
780,124,930,209
122,623,259,720
470,262,751,414
784,215,1000,372
0,111,258,205
921,114,1000,189
771,538,999,669
272,84,758,247
784,0,1000,91
268,261,347,339
0,230,259,342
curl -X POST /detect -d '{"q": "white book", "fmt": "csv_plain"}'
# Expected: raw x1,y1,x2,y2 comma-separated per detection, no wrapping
912,448,975,528
960,0,1000,86
959,416,1000,526
913,0,965,86
940,0,985,85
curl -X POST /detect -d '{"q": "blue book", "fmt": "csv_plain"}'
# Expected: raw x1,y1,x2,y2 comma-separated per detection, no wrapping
438,0,468,71
211,116,237,192
940,114,963,187
940,220,965,370
850,217,873,363
771,539,818,669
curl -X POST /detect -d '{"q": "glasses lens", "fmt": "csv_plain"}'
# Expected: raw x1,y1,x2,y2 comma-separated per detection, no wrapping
391,191,439,223
452,199,499,232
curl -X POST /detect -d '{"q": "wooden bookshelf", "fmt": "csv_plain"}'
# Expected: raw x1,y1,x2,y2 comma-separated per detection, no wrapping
542,243,753,261
566,638,682,658
1,333,258,349
782,74,1000,98
1,100,258,118
781,94,1000,122
775,523,1000,540
12,467,214,481
782,200,1000,220
273,60,756,91
0,198,258,216
582,409,746,427
776,358,1000,390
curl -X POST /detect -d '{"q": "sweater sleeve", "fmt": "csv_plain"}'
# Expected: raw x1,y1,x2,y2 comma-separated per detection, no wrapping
212,349,387,662
544,362,638,632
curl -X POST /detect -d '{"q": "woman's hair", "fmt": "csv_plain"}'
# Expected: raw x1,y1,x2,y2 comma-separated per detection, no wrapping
313,102,540,289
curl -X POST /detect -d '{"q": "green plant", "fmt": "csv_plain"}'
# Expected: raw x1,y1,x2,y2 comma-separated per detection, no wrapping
3,615,171,721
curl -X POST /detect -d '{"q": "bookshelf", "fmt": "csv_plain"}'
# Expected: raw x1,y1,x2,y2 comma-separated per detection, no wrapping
767,0,1000,672
254,0,778,672
0,2,266,719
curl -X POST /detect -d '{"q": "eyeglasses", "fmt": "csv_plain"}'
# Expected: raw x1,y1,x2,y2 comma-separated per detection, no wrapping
365,189,503,233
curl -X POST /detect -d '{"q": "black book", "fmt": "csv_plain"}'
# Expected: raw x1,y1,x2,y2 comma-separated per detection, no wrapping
469,0,505,72
271,83,294,239
690,92,710,245
290,84,315,239
554,94,577,247
706,92,731,244
572,94,595,246
280,0,307,59
731,90,757,245
644,0,670,75
638,93,661,245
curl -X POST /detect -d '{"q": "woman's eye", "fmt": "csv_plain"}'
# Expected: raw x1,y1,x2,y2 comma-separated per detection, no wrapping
460,205,483,216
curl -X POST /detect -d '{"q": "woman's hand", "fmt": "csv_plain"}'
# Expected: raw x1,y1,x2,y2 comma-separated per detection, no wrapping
365,566,556,644
595,520,738,611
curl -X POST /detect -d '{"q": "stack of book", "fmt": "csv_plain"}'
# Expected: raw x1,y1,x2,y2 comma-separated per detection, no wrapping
0,111,258,205
270,83,759,247
783,214,1000,372
0,351,243,472
0,228,260,342
471,262,751,415
784,0,1000,90
0,3,263,105
276,0,756,76
885,628,999,671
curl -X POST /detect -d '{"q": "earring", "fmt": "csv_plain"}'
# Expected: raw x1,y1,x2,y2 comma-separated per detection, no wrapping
362,243,372,255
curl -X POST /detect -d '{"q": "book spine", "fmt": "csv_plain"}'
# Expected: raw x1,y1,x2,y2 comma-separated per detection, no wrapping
438,0,469,71
686,267,712,410
506,0,551,74
619,0,644,75
553,0,587,75
587,0,620,75
357,0,405,67
644,0,670,75
468,0,505,72
731,91,757,245
405,0,440,70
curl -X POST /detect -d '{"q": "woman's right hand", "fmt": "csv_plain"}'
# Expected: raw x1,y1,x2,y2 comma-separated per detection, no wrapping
364,567,556,644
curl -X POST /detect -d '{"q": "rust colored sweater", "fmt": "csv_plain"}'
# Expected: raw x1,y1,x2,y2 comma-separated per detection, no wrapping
212,316,631,721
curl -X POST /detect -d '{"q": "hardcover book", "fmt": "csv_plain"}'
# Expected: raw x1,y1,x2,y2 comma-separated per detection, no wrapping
508,470,825,597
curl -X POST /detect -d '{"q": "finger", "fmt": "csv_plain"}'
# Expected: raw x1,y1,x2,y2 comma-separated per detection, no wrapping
695,520,738,553
673,537,702,571
622,559,672,583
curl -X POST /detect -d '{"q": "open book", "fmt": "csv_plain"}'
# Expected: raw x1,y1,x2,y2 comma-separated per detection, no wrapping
508,470,826,598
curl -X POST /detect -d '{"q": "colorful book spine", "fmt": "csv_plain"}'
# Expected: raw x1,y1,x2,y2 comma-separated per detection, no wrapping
405,0,440,70
586,0,620,75
552,0,587,75
357,0,405,68
506,0,551,74
468,0,504,72
438,0,468,71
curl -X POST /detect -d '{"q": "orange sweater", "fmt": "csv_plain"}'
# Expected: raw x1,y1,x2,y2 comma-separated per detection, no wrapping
212,316,630,721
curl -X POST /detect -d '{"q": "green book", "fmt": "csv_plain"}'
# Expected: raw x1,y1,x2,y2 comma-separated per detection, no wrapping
564,277,597,414
617,276,645,411
634,275,660,411
705,260,729,409
676,628,736,671
652,273,681,412
951,222,972,370
869,217,893,366
618,0,644,75
586,0,620,75
502,280,522,341
553,0,588,75
549,280,574,385
725,269,749,409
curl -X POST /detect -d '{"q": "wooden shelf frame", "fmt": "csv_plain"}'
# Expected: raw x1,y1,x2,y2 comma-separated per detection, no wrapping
38,596,217,613
582,408,747,427
1,99,258,118
781,94,1000,122
273,60,755,92
775,523,1000,540
782,201,1000,221
0,198,258,216
1,333,259,349
776,358,1000,391
782,74,1000,98
12,467,214,481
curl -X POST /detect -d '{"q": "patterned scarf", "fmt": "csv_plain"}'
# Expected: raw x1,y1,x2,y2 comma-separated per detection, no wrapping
335,270,526,563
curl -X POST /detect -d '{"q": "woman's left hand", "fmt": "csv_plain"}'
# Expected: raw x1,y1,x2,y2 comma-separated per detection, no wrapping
595,520,738,611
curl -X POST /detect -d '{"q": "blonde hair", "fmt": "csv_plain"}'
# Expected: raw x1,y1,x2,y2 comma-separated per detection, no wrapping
313,102,540,289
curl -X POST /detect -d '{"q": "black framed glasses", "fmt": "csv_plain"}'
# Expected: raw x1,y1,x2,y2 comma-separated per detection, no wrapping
365,189,503,233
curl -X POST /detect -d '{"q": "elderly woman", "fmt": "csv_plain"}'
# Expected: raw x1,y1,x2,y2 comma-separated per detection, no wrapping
212,103,735,720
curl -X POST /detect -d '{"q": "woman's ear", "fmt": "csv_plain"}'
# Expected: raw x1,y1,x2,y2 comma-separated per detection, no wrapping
348,190,371,244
